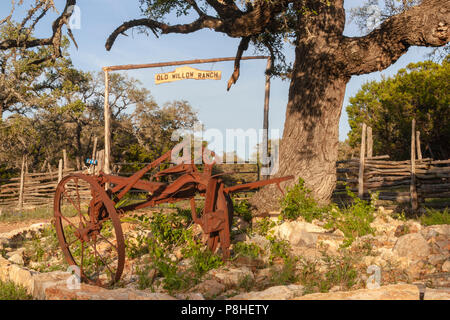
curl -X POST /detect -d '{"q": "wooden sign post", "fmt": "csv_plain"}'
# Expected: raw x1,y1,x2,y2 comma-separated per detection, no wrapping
102,56,270,175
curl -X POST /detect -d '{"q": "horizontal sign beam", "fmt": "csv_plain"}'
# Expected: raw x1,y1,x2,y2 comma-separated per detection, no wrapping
103,56,269,72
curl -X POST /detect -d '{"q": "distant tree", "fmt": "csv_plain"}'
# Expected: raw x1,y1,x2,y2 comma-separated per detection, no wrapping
0,0,78,60
0,27,73,119
346,56,450,160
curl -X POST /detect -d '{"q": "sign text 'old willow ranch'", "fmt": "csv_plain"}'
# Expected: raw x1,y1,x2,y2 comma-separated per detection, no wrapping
155,66,222,84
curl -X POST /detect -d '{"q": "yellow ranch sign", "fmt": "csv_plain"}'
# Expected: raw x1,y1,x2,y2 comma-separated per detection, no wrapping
155,66,222,84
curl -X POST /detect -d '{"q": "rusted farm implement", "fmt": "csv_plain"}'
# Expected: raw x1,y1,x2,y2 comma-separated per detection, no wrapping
53,147,292,285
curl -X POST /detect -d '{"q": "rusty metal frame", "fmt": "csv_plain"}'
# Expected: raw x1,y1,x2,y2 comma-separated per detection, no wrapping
54,146,292,284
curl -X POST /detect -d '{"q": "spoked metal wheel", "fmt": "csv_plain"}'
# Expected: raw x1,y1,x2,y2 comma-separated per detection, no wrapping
54,173,125,286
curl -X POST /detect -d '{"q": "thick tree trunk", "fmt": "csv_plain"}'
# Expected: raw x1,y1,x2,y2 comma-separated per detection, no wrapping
250,44,350,212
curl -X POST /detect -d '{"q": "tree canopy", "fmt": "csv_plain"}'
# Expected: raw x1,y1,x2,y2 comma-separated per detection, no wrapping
347,56,450,160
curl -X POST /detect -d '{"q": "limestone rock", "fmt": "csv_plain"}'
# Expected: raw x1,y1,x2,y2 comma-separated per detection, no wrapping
428,254,447,266
442,260,450,272
272,221,326,247
246,235,270,249
45,283,176,300
393,233,430,261
175,292,205,300
229,284,304,300
208,267,254,287
190,279,225,298
422,225,450,240
8,253,24,265
424,287,450,300
295,284,421,300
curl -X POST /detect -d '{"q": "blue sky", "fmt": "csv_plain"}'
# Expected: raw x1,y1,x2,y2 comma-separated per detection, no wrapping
1,0,435,157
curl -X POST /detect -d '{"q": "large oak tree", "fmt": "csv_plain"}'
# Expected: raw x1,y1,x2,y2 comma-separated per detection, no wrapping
115,1,447,209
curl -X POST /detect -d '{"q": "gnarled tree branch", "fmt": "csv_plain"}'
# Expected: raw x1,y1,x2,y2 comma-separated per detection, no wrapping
0,0,77,62
339,0,449,76
227,36,250,91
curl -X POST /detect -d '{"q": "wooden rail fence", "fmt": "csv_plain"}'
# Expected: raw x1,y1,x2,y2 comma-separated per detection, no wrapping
333,121,450,212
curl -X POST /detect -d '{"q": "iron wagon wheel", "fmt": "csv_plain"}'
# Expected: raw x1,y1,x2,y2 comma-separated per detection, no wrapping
54,173,125,286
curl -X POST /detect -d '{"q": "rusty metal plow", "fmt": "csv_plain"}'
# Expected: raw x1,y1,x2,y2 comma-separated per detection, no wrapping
54,147,292,285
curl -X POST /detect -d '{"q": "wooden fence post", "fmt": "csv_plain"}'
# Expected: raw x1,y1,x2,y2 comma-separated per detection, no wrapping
63,149,68,171
47,162,53,179
103,69,111,176
358,123,367,198
410,119,419,212
261,56,272,180
366,126,373,158
416,131,423,161
58,159,63,183
17,155,26,210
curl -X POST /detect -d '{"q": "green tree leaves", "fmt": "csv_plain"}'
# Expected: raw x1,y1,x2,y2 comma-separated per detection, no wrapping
346,56,450,160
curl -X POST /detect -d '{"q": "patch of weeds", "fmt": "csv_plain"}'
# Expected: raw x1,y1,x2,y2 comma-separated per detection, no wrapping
183,239,224,278
267,235,291,264
0,280,32,300
237,274,256,292
268,257,299,286
297,252,359,294
352,239,376,257
252,217,276,237
233,242,262,259
135,265,157,290
420,208,450,226
392,210,408,221
125,234,152,259
280,178,327,222
325,188,376,246
150,211,188,245
322,253,358,291
233,199,253,223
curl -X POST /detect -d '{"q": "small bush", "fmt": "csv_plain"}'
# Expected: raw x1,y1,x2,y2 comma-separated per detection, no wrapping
298,252,359,294
325,189,376,246
0,280,32,300
252,217,276,236
150,211,187,246
269,257,299,286
420,208,450,226
183,240,224,277
233,199,253,223
267,236,291,264
233,242,262,259
280,178,325,222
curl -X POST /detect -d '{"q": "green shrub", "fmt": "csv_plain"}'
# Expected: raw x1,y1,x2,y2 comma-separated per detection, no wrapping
298,253,359,294
252,217,276,236
280,178,325,222
267,235,291,264
233,199,253,223
183,240,224,277
269,257,299,286
324,188,376,246
420,208,450,226
233,242,262,259
150,211,187,246
0,280,32,300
